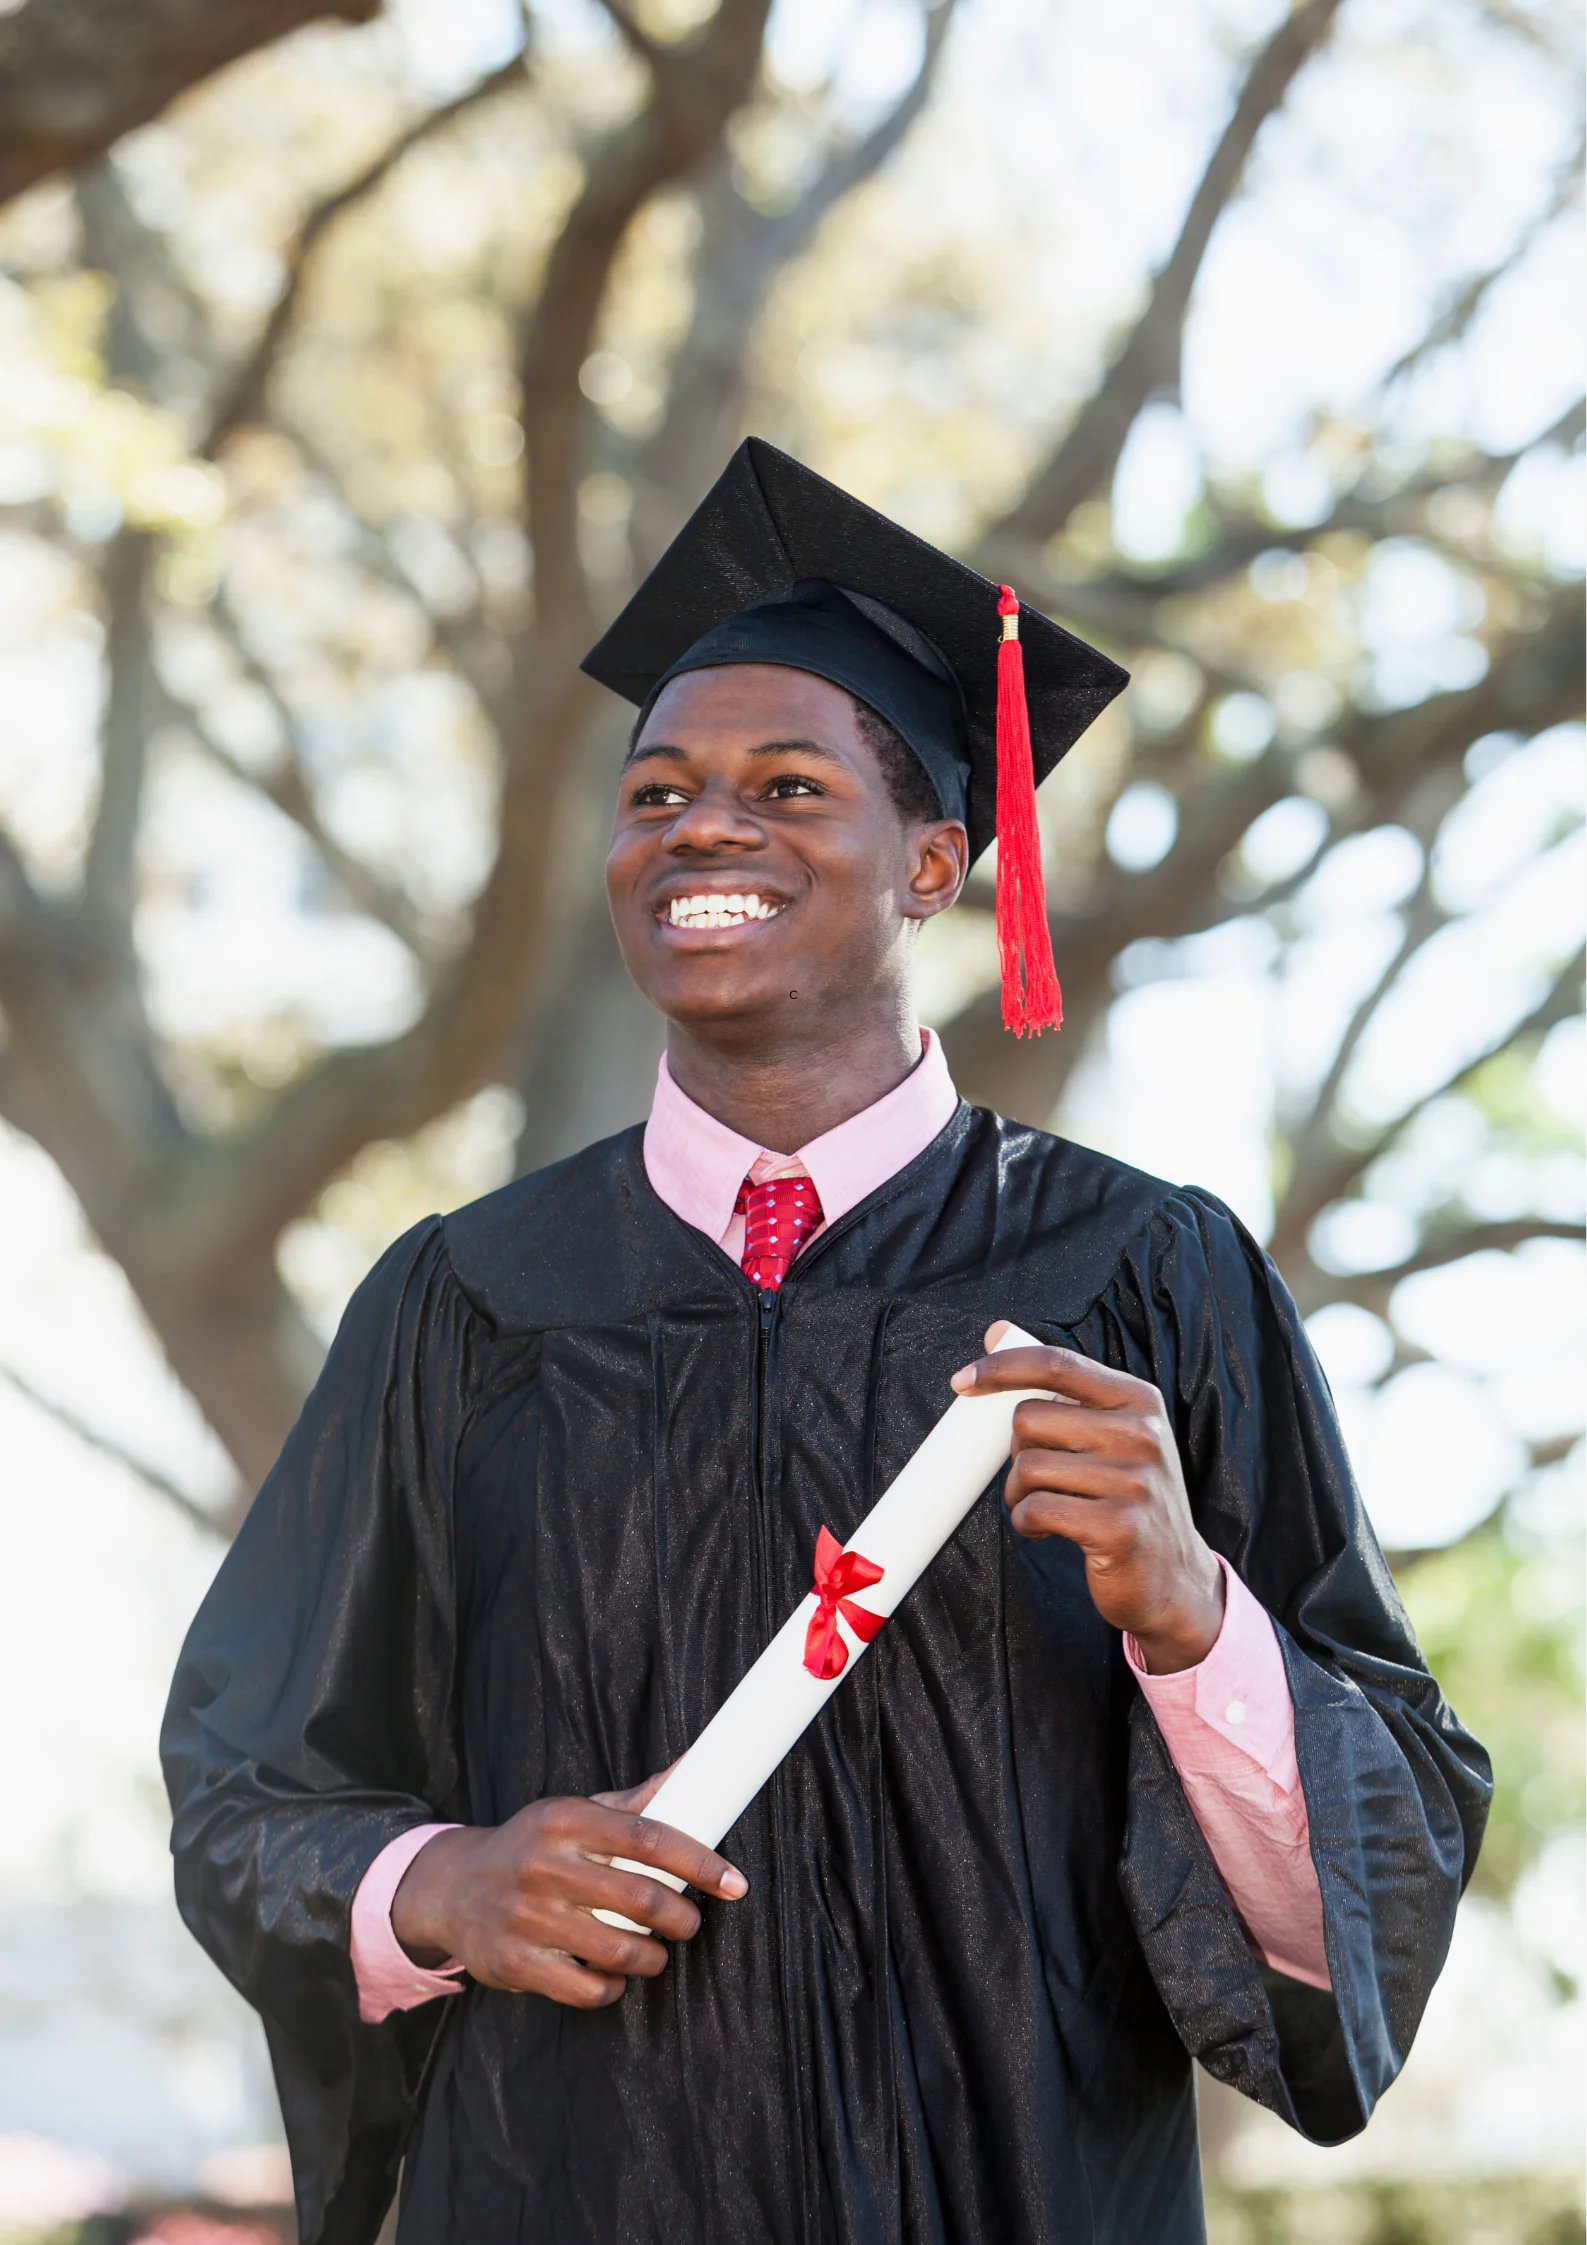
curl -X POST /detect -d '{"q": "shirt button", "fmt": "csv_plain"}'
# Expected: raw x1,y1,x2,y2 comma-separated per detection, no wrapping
1225,1700,1246,1725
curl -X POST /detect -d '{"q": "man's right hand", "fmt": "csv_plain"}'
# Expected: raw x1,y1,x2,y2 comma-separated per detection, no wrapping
388,1772,748,2009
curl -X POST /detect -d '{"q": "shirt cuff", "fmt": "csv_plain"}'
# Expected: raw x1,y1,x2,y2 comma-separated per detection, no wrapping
1123,1556,1299,1794
350,1823,466,2026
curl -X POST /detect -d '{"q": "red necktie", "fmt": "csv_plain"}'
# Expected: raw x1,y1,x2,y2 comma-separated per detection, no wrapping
737,1172,824,1293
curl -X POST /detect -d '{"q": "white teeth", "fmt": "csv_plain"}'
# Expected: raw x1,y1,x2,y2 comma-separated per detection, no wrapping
666,892,783,929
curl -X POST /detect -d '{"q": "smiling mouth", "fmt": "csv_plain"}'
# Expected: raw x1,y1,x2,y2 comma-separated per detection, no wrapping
662,891,786,930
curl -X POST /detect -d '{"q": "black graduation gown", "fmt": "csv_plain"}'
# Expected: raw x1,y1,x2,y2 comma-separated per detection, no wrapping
161,1104,1490,2245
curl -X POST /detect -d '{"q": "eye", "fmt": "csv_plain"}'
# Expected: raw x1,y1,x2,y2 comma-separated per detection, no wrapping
630,781,691,808
762,772,824,801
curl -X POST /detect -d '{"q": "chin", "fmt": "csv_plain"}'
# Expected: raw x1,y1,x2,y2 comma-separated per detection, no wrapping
657,978,786,1027
647,959,803,1030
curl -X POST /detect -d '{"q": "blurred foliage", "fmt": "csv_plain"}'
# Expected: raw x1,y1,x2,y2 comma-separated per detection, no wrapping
4,2174,1583,2245
0,0,1580,1494
1,2220,288,2245
1398,1514,1585,1905
1207,2173,1585,2245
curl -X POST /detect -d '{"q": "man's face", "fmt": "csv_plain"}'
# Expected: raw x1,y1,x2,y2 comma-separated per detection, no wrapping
606,663,966,1037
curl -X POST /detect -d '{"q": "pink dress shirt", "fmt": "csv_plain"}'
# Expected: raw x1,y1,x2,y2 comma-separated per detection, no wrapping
351,1032,1329,2020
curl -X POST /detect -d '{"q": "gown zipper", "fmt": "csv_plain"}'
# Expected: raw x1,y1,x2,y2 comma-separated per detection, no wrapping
751,1285,779,1633
750,1280,814,2245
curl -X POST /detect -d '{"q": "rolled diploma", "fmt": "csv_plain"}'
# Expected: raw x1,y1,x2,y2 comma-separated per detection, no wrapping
594,1322,1043,1932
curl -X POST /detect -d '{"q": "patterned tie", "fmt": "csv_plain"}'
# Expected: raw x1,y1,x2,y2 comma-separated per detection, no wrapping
737,1172,825,1293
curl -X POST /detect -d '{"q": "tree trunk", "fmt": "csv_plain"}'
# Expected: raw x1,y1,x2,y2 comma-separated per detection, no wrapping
514,878,666,1178
128,1250,323,1504
513,708,666,1176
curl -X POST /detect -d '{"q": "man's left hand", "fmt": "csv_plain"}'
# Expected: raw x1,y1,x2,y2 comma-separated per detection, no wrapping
951,1328,1224,1674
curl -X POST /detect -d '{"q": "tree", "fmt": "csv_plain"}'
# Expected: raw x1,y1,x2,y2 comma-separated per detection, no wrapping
0,0,1579,1582
0,0,777,1496
0,0,386,206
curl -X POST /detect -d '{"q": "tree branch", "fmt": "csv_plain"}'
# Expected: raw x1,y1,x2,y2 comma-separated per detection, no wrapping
1272,943,1587,1273
1381,128,1584,392
77,159,214,403
0,818,53,963
944,580,1585,1123
770,0,957,246
268,424,503,721
1473,0,1578,62
88,0,775,1294
996,404,1582,640
1301,905,1428,1136
1287,769,1467,1132
0,1359,240,1538
183,718,432,959
201,44,533,459
82,527,155,931
979,0,1344,555
1537,396,1587,454
594,0,665,70
517,0,773,649
185,591,433,954
73,166,171,946
632,0,959,558
0,0,383,208
1301,1218,1587,1315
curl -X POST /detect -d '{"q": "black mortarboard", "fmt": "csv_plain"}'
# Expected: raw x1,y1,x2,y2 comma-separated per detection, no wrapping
581,437,1128,1033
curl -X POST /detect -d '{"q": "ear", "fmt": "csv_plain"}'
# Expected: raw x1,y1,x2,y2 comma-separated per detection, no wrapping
901,820,969,923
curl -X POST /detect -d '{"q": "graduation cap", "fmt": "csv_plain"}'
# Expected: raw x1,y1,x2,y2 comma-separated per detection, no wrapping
581,438,1128,1035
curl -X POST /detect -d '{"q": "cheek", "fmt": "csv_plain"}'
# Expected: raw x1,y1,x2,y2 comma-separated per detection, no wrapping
604,839,660,962
815,815,908,895
604,827,649,902
787,840,907,958
835,833,915,936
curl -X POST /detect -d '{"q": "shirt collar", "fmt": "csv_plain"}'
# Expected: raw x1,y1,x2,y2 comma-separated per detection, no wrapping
643,1029,960,1246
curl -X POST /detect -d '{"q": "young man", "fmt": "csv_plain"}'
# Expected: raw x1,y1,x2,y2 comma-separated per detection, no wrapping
164,441,1489,2245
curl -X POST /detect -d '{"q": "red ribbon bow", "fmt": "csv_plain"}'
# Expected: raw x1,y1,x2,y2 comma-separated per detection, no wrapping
803,1525,886,1681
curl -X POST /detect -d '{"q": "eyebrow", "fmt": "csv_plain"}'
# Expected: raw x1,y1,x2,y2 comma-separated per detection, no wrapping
624,735,848,769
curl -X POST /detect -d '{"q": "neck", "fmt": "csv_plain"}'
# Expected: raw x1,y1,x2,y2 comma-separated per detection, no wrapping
665,995,923,1154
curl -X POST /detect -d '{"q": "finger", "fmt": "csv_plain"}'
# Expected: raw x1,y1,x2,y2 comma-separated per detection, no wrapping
1007,1486,1133,1548
553,1906,673,1979
476,1942,627,2007
534,1954,629,2008
549,1801,748,1901
1005,1447,1141,1508
592,1763,680,1815
951,1345,1154,1410
1010,1399,1161,1460
558,1860,704,1944
590,1810,749,1901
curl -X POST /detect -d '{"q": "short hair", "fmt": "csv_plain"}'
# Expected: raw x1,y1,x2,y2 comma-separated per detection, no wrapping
848,696,944,827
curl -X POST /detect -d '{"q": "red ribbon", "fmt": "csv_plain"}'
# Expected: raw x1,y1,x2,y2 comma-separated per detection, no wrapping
803,1525,886,1681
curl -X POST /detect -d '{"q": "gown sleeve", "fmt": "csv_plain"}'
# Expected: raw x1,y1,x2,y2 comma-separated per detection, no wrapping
161,1218,475,2245
1102,1187,1492,2143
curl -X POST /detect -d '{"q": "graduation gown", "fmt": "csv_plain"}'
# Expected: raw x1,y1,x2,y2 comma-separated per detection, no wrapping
161,1104,1490,2245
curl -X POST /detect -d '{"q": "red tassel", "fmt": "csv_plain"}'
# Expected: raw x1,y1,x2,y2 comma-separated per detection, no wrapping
994,585,1062,1035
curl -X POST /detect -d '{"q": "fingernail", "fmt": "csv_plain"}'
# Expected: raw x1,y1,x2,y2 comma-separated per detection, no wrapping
720,1867,748,1898
950,1367,974,1392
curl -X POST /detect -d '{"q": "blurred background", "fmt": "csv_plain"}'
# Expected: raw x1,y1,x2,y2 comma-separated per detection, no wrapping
0,0,1581,2238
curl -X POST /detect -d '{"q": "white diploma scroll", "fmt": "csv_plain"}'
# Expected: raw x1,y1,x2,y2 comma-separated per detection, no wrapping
594,1322,1044,1932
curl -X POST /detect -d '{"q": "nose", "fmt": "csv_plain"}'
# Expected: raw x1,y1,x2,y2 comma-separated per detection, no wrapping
663,779,767,856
